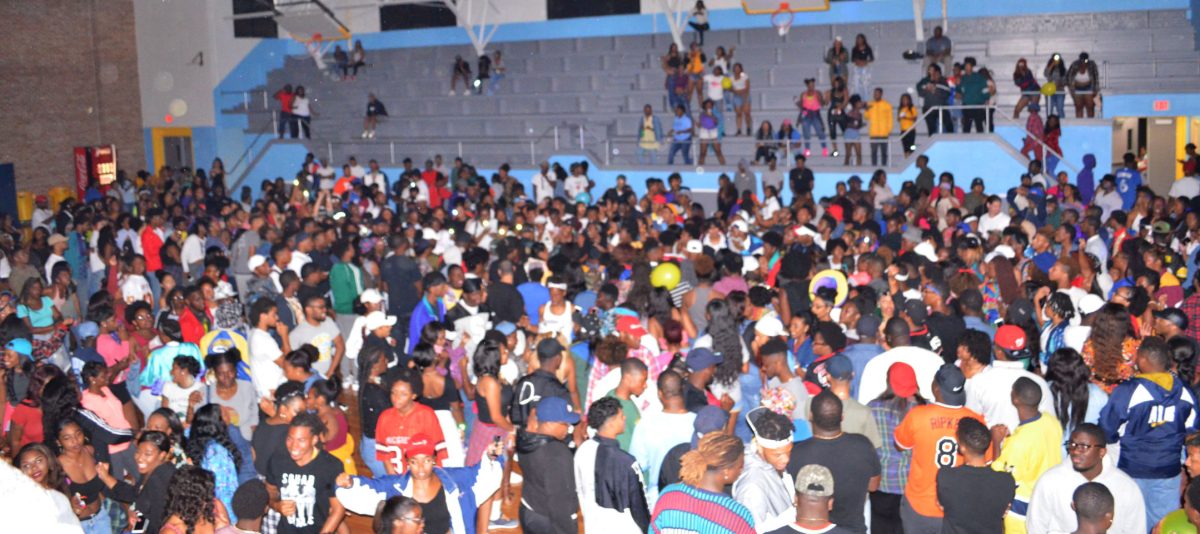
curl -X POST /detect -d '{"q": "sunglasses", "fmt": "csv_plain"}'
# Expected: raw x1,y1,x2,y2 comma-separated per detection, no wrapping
1064,440,1102,452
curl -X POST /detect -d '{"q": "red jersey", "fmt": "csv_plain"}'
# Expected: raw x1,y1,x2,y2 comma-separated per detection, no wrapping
374,404,447,472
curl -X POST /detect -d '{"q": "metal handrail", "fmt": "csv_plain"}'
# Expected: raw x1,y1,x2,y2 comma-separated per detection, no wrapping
890,104,1078,173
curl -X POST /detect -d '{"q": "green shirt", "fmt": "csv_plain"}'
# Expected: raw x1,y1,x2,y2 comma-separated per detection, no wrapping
605,391,641,452
958,72,990,106
329,261,363,315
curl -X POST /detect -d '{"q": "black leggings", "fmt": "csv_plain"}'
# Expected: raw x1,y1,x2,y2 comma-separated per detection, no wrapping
870,491,904,534
689,21,709,44
828,112,845,141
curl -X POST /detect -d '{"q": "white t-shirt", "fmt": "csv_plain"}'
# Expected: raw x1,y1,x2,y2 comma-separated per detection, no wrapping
1169,176,1200,199
977,212,1011,236
181,234,205,270
288,251,312,277
45,253,65,282
532,172,555,203
363,171,387,191
291,96,311,117
161,379,206,419
730,72,748,91
964,361,1055,430
120,274,153,305
349,164,366,178
856,346,944,404
249,328,286,398
564,175,589,200
703,74,725,102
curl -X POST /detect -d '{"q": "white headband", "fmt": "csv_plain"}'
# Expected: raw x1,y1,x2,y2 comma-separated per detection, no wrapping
746,406,791,449
548,283,567,290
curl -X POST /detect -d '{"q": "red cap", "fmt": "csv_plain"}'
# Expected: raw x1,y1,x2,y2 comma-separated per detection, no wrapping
996,325,1027,352
827,204,844,222
402,433,439,459
887,362,918,398
616,315,647,338
35,195,48,203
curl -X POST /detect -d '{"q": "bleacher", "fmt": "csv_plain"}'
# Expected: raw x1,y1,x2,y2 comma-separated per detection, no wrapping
228,8,1199,170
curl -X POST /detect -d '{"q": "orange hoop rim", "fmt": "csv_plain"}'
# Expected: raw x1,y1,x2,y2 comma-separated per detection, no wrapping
771,4,795,30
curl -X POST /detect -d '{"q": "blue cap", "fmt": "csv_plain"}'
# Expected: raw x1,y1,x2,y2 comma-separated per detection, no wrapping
825,354,854,380
686,347,722,371
1032,252,1057,274
76,321,100,340
5,338,32,359
691,406,731,448
535,396,580,425
494,322,517,336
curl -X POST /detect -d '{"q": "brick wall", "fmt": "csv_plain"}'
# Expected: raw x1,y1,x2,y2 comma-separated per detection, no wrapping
0,0,145,195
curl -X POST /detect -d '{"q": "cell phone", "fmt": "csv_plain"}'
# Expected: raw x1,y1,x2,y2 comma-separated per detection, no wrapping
131,515,149,534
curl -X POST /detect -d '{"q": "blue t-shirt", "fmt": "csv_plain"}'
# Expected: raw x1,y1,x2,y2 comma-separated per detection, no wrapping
1114,166,1141,210
672,115,693,141
517,282,551,327
17,297,55,328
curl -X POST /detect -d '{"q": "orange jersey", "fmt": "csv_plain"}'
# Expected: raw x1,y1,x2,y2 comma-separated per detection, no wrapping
894,402,985,517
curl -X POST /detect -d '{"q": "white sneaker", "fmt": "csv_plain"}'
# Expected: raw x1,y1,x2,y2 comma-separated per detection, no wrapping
462,89,470,96
367,130,375,139
448,90,456,96
360,131,368,139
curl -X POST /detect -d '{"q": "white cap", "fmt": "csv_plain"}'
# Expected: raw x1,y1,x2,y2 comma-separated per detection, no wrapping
685,239,703,254
534,215,548,225
754,315,786,337
247,255,268,271
913,241,938,262
902,288,922,301
364,311,398,331
963,215,979,224
1079,294,1105,315
835,35,843,41
984,244,1016,263
731,220,749,233
360,289,383,305
795,224,819,239
214,281,236,300
742,255,760,274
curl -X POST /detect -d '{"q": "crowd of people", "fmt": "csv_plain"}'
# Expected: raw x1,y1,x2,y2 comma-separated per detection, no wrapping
5,105,1200,534
645,11,1105,169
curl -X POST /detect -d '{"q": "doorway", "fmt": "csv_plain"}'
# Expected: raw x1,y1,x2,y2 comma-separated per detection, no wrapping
1112,117,1178,194
163,136,194,169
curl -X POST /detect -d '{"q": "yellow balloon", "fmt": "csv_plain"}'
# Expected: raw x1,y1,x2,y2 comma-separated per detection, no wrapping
1040,82,1056,97
651,262,682,290
721,77,732,90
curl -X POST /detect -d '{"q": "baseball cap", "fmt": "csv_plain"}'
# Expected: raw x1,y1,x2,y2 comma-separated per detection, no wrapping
984,245,1016,263
364,311,397,331
48,234,68,247
971,177,985,188
913,241,938,263
35,194,48,203
1032,253,1057,275
536,338,565,361
934,363,967,406
402,433,440,458
685,239,703,254
995,325,1027,352
730,220,749,233
617,315,648,338
754,316,786,338
76,321,100,340
1006,299,1035,326
360,289,383,305
902,299,928,325
825,354,854,380
494,321,517,336
5,338,32,359
686,347,722,371
1155,308,1189,331
535,396,580,425
856,315,882,338
1078,294,1105,316
691,406,730,447
1154,221,1173,235
214,281,236,300
887,362,918,397
247,255,268,271
902,227,923,244
795,464,835,498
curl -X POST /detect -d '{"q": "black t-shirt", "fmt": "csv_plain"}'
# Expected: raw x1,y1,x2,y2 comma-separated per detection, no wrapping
764,523,858,534
789,168,815,197
485,282,525,324
659,442,688,489
682,381,710,413
851,46,874,62
935,465,1014,534
251,421,290,475
926,312,966,364
786,434,881,534
380,255,421,317
267,449,345,534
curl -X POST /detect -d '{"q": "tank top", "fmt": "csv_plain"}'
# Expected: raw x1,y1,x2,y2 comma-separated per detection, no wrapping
687,54,704,75
67,473,106,505
538,302,575,341
829,88,846,113
801,91,822,111
475,379,512,425
422,486,451,534
325,410,349,450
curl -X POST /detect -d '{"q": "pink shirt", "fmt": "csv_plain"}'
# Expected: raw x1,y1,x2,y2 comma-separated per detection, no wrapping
81,387,131,452
96,334,132,384
713,276,749,296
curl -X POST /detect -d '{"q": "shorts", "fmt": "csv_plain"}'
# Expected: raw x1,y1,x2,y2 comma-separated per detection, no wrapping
698,127,718,140
729,93,745,108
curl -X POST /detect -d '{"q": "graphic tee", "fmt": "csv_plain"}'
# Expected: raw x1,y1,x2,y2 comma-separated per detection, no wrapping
289,317,341,376
894,403,985,518
267,449,344,533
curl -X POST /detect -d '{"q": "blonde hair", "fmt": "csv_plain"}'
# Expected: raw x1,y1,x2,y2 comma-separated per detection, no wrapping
679,433,744,486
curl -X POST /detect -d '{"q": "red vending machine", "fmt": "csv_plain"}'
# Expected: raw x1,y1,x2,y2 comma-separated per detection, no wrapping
73,145,118,199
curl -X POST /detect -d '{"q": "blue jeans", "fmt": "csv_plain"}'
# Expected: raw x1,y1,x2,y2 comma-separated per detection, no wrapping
360,437,388,477
669,92,688,113
734,363,763,443
79,501,112,534
1048,93,1066,118
1046,153,1060,175
668,141,693,165
637,146,658,164
800,112,827,149
486,73,506,95
1135,475,1181,530
714,106,725,137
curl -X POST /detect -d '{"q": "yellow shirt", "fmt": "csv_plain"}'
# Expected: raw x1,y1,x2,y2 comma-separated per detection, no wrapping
898,105,918,131
865,100,894,138
992,412,1063,534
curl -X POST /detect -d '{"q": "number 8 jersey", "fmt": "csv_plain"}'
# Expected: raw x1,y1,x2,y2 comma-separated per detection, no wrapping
894,402,985,518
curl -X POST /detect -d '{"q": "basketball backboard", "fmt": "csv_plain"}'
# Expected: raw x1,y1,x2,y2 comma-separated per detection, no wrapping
741,0,830,14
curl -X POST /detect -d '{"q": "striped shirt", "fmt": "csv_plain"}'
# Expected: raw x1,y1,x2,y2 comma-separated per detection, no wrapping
651,483,756,534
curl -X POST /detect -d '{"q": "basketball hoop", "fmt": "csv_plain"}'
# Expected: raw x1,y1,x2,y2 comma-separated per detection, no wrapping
772,3,794,37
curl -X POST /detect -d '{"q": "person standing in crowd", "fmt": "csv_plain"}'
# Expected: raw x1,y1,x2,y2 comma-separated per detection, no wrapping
266,413,346,534
575,396,651,533
766,464,856,534
1099,336,1197,528
990,377,1063,534
849,34,874,99
935,417,1015,533
517,396,579,534
867,362,923,534
865,88,893,166
651,432,756,534
630,370,695,506
733,408,795,530
893,364,984,533
1026,424,1146,534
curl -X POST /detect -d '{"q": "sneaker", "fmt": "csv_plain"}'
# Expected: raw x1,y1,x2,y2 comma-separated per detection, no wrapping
489,518,519,530
360,131,367,139
832,150,840,157
448,90,456,96
462,89,470,96
822,147,828,157
367,130,375,139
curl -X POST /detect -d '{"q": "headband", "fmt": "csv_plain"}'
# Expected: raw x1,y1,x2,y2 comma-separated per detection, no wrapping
745,407,791,449
548,283,567,290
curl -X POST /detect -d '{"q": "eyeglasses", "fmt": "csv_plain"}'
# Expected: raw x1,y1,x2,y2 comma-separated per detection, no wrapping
1064,441,1102,452
401,515,425,525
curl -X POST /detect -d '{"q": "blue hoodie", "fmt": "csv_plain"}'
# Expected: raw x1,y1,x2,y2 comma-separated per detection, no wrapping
1100,373,1198,478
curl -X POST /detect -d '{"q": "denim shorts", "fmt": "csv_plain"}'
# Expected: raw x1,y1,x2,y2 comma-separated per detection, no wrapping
729,93,745,109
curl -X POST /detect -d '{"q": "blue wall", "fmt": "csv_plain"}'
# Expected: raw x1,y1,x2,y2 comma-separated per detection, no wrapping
1103,93,1200,118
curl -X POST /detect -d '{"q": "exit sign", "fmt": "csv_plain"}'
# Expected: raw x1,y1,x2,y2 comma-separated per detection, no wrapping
1154,99,1171,111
